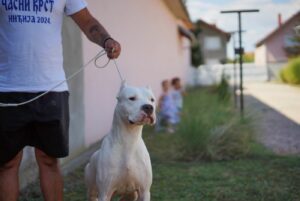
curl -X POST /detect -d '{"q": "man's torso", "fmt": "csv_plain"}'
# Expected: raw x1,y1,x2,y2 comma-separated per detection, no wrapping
0,0,86,92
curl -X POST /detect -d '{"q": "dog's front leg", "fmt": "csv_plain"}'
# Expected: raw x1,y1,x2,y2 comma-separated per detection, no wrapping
98,190,114,201
119,191,138,201
87,186,98,201
138,191,150,201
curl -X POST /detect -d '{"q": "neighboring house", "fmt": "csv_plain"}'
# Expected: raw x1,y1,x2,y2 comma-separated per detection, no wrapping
20,0,193,188
195,20,231,65
255,11,300,67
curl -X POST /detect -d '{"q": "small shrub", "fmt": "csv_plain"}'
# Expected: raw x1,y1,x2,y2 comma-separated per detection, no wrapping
177,116,211,161
280,57,300,84
217,72,230,102
207,119,252,160
175,88,252,161
177,117,252,161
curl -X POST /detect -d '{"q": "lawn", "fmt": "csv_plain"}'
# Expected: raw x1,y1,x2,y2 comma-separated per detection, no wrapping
20,87,300,201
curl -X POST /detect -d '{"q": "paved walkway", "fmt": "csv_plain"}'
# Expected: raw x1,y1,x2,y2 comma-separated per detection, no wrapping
244,82,300,155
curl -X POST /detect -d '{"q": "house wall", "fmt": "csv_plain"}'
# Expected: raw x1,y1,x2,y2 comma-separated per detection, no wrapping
265,29,288,63
255,44,267,66
82,0,191,146
254,14,300,80
260,14,300,63
199,28,227,65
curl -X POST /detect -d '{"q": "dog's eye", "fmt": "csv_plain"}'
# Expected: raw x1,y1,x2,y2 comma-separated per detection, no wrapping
129,97,136,101
150,98,155,102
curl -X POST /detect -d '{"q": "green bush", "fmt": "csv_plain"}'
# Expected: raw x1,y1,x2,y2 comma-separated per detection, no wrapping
217,72,230,102
207,120,252,160
175,88,252,161
177,117,211,161
279,68,286,82
280,57,300,84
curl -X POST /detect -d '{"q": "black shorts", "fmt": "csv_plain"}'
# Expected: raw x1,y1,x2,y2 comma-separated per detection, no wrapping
0,92,69,166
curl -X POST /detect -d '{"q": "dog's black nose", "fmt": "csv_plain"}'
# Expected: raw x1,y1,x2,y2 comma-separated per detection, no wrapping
142,104,154,115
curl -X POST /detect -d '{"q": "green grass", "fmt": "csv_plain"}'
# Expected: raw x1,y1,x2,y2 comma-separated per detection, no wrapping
20,151,300,201
20,87,300,201
144,130,300,201
151,156,300,201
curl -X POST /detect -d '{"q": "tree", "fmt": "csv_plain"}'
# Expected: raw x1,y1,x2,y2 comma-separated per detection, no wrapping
191,26,204,68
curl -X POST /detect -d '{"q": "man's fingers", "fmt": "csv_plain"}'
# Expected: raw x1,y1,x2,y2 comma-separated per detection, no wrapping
107,51,120,59
106,43,121,59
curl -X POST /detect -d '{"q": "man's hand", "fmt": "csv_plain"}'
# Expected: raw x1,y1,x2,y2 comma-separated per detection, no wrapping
104,38,121,59
71,8,121,59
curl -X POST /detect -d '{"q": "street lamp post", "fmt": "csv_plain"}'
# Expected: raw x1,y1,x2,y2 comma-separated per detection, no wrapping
221,9,259,117
229,30,245,108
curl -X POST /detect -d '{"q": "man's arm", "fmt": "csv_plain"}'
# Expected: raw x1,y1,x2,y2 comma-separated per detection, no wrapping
71,8,121,59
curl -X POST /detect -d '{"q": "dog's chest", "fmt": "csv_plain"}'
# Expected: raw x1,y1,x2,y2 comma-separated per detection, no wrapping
114,146,151,193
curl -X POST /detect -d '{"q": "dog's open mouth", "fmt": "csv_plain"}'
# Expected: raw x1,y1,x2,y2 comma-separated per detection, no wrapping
144,116,155,124
129,115,155,125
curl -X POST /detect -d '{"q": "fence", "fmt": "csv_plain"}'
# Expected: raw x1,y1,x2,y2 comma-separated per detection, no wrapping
187,63,272,87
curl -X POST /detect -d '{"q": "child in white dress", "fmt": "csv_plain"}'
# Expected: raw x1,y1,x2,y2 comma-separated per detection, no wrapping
171,77,185,124
155,80,178,133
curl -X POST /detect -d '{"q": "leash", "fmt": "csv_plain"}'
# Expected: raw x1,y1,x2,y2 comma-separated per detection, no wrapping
0,49,124,107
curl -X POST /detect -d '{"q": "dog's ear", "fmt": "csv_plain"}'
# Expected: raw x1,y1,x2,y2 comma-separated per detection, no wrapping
117,80,127,101
120,80,127,91
146,85,153,92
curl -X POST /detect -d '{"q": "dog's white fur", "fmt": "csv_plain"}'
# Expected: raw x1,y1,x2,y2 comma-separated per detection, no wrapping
85,82,156,201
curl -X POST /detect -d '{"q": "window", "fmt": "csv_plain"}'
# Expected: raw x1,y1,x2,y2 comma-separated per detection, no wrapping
284,34,298,47
204,36,222,50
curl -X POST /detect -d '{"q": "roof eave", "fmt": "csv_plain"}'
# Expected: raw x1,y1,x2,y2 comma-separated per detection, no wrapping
256,11,300,47
163,0,193,28
196,20,231,42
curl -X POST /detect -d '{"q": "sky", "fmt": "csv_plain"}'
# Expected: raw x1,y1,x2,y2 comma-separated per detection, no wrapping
185,0,300,58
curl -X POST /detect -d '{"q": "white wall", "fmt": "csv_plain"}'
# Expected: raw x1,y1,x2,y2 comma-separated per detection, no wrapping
255,44,267,66
187,63,268,87
82,0,191,145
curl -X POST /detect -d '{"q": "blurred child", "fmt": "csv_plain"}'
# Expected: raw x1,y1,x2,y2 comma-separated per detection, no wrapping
155,80,178,133
171,77,185,124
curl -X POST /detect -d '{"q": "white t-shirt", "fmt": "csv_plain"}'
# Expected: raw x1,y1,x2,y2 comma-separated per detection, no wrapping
0,0,87,92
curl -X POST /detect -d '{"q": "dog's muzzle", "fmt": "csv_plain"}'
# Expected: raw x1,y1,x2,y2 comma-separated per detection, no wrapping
141,104,154,115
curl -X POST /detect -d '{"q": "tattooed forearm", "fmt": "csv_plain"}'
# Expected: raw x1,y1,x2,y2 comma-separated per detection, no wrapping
89,25,100,34
86,20,110,47
71,8,112,48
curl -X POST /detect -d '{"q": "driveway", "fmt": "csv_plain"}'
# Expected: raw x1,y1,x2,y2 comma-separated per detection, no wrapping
244,82,300,155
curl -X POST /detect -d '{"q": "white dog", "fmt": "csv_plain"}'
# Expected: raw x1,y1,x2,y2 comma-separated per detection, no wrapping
85,82,156,201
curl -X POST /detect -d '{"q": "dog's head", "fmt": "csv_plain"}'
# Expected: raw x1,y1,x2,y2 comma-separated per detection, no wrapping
116,82,156,126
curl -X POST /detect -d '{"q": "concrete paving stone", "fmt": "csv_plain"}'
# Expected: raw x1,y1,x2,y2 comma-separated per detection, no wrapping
244,82,300,155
